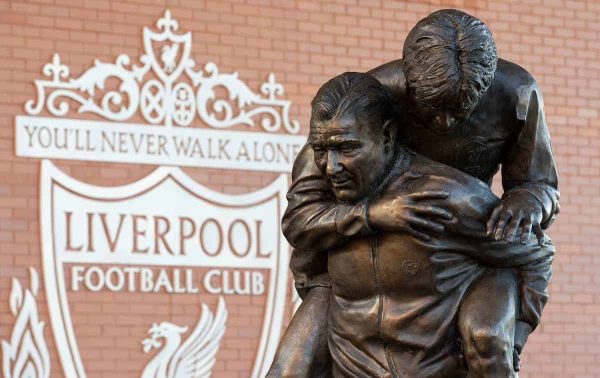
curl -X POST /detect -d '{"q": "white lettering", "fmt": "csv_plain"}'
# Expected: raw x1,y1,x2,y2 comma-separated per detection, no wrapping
141,268,153,292
64,212,272,261
204,269,221,294
222,270,235,295
186,269,199,293
84,266,105,292
16,116,305,173
202,269,265,296
252,271,265,295
234,271,250,295
105,267,125,291
153,269,173,293
172,269,185,293
68,265,266,295
71,266,85,291
123,267,140,291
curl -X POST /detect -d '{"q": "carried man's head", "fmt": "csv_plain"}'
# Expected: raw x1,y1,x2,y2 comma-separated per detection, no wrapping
403,9,497,134
309,72,398,202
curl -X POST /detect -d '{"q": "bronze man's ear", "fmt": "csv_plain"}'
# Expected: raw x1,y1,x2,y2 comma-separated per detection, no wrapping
382,119,397,150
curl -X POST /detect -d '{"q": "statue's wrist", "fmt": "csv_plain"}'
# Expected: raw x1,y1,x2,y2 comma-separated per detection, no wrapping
502,188,545,214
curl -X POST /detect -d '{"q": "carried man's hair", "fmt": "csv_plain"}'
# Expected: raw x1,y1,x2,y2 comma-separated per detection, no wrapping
310,72,398,141
402,9,498,112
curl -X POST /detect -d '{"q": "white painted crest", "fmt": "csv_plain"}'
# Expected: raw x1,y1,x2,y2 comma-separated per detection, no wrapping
1,268,51,378
141,296,227,378
23,9,299,133
16,9,307,172
40,160,289,378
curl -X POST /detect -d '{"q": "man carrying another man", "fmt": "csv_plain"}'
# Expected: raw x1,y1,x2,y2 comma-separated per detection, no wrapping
269,9,559,377
270,72,554,377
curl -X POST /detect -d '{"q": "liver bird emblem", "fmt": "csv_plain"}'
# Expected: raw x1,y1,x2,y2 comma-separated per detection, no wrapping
141,297,227,378
161,43,180,73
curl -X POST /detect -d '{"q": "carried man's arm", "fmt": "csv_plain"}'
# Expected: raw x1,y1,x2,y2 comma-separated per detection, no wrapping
488,80,560,244
283,144,452,252
394,166,555,268
368,60,560,246
282,144,373,252
282,60,451,252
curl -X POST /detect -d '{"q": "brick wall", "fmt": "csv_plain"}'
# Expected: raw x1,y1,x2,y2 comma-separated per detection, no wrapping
0,0,598,377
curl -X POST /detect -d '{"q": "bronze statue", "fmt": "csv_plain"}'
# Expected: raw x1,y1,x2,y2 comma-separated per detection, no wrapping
269,9,558,378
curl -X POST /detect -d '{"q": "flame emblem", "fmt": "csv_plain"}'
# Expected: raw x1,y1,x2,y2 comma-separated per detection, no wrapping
1,268,51,378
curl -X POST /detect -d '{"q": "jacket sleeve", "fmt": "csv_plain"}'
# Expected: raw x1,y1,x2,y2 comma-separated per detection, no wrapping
281,143,374,252
451,193,554,268
443,234,555,268
501,82,560,228
411,170,555,268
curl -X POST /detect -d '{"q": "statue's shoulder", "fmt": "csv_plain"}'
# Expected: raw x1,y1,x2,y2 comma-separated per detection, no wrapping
367,59,407,103
401,154,495,199
496,58,537,87
367,58,405,78
494,59,540,121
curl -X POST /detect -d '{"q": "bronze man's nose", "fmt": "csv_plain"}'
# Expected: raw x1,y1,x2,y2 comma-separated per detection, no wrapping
435,113,458,131
326,150,343,176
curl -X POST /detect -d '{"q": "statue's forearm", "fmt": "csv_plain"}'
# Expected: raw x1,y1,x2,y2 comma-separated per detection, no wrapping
502,84,559,228
283,143,374,252
282,199,371,252
474,238,554,268
435,187,554,268
440,233,555,268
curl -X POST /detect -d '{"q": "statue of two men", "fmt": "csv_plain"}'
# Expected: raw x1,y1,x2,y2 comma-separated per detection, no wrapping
269,9,558,378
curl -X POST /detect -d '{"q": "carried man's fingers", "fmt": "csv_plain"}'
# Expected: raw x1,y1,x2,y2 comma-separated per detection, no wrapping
410,205,453,220
486,205,503,236
493,211,512,240
405,226,431,242
505,214,523,242
407,191,450,200
533,223,546,246
520,218,533,244
406,215,445,233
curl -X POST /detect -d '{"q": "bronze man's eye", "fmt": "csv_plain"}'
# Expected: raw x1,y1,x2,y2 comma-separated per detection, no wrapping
340,146,357,156
313,147,326,159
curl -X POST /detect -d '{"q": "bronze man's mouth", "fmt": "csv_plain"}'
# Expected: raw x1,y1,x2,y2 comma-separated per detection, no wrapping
330,177,353,189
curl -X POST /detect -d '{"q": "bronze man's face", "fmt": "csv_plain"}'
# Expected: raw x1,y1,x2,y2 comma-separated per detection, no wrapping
416,105,474,135
310,113,391,202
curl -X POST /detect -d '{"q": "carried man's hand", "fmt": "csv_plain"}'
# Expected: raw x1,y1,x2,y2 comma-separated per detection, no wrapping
486,191,546,245
368,191,452,241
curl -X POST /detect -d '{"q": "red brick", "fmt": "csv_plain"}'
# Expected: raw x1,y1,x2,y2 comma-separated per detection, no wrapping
0,1,597,377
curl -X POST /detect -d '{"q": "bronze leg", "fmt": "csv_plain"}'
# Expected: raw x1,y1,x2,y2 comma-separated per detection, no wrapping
267,286,332,378
458,268,518,378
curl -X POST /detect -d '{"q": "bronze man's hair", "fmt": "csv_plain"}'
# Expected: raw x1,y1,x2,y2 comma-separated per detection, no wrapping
310,72,398,141
402,9,498,112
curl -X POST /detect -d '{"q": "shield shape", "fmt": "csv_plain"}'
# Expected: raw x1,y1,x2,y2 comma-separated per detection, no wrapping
40,160,289,377
143,12,192,84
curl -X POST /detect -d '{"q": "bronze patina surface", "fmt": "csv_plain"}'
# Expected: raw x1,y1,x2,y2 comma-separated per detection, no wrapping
269,9,558,378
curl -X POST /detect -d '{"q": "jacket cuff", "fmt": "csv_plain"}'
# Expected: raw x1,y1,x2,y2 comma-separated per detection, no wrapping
334,201,375,238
